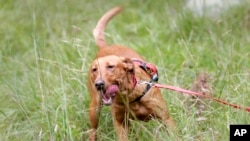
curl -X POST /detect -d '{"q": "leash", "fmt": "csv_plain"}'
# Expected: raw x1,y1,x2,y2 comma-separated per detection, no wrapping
130,58,250,113
138,81,250,113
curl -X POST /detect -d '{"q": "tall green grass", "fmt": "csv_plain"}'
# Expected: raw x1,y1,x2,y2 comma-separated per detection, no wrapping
0,0,249,140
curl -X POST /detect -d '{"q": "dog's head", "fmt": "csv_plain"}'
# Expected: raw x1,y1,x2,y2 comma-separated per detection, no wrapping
89,55,136,105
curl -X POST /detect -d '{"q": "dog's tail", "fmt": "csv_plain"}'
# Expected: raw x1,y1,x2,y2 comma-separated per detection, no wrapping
93,6,123,48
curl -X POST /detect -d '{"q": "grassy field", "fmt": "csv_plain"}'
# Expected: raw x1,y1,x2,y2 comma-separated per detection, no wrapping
1,0,250,140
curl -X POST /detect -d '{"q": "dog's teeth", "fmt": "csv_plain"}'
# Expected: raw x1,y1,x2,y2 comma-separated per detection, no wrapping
103,97,112,105
107,97,112,103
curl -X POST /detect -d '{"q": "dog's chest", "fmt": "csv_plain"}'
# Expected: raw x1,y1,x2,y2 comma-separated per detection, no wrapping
128,102,153,120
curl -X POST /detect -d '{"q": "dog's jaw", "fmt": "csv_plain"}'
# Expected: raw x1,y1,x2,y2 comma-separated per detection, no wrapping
100,84,119,105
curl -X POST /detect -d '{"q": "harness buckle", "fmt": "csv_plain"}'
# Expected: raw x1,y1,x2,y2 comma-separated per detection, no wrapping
137,80,154,86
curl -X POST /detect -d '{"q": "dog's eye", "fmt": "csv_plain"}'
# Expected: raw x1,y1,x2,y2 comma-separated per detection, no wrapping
107,65,115,70
92,68,97,72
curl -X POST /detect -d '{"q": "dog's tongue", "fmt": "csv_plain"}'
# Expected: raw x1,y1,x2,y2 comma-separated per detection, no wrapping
102,85,119,105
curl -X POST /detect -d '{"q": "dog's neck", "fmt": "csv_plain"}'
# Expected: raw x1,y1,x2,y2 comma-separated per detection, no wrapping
114,70,146,105
113,59,158,105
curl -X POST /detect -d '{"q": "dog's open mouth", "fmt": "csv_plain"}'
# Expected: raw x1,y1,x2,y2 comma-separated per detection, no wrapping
100,85,119,105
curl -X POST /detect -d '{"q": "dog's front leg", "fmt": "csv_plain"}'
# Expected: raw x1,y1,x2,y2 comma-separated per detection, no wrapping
113,118,129,141
89,96,102,141
111,108,130,141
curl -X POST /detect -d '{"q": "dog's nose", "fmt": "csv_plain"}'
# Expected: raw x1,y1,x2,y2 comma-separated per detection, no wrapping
95,80,105,90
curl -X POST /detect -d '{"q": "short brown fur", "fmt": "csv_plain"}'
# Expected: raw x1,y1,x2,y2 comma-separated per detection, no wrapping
88,6,176,141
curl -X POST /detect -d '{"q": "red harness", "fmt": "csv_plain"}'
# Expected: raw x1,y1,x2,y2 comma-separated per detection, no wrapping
132,58,159,81
131,58,159,102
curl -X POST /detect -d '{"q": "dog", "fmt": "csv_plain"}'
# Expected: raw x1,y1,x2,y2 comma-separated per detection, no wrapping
88,6,176,141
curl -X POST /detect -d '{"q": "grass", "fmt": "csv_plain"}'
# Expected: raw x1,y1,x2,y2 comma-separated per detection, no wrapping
0,0,250,140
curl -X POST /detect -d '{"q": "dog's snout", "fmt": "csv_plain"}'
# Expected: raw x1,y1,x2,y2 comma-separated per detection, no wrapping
95,80,105,90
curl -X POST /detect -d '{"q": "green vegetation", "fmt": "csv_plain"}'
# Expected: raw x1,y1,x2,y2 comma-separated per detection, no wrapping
0,0,249,140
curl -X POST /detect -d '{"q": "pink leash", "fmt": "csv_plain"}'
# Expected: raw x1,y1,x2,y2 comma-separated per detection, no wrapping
132,59,250,113
151,82,250,113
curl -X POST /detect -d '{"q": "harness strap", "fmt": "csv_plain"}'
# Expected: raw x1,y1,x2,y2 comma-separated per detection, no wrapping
132,59,158,81
130,83,152,103
130,58,159,103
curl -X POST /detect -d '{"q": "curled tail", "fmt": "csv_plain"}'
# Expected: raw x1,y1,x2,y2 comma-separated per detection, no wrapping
93,6,123,48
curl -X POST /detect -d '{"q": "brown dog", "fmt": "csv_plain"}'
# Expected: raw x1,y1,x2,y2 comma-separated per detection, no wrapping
88,6,176,141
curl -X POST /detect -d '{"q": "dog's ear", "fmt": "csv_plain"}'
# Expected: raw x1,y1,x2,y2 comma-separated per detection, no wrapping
120,57,134,73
